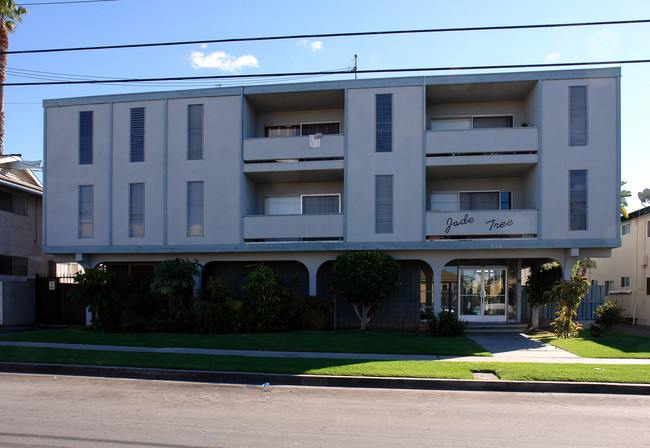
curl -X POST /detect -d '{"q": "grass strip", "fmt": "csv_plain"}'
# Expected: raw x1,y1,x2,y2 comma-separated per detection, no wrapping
0,346,647,384
0,328,490,357
533,331,650,359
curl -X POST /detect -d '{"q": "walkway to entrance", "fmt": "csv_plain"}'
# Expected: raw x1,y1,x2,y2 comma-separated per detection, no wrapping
465,332,580,361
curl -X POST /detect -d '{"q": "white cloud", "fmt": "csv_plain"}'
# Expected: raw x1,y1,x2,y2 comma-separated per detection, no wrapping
190,51,259,71
371,56,378,65
545,52,561,62
310,41,324,52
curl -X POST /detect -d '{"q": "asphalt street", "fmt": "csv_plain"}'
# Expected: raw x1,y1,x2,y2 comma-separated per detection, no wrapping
0,373,648,447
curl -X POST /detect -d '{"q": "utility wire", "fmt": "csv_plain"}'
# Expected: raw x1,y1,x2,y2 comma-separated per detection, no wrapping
2,59,642,87
4,19,650,55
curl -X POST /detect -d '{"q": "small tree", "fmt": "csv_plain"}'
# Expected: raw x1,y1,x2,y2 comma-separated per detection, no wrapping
332,250,400,330
150,258,201,317
68,268,120,332
526,262,561,329
544,258,590,338
241,263,280,332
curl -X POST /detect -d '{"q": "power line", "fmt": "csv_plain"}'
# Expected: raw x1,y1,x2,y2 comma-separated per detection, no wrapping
2,59,643,87
4,18,650,55
18,0,119,5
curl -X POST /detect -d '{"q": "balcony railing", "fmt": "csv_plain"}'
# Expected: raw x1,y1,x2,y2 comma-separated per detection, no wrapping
426,209,537,237
426,127,538,155
243,213,344,240
243,134,344,162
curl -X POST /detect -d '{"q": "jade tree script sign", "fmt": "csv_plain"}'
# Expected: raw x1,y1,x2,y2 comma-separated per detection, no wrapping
430,210,537,236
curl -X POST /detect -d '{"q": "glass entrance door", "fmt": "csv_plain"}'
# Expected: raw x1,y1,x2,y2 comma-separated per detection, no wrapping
459,268,507,322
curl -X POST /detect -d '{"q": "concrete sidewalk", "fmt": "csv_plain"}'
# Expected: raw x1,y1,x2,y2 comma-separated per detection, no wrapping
1,333,649,364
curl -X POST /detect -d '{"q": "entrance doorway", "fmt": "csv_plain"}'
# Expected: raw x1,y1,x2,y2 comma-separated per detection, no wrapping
459,267,507,322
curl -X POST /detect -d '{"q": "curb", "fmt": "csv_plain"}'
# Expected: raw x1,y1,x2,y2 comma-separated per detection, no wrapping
0,362,648,395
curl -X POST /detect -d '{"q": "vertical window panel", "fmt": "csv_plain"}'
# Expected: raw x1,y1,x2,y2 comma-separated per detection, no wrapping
375,175,393,233
129,183,145,237
375,94,392,153
79,111,93,165
78,185,93,238
130,107,145,162
569,170,588,231
187,181,204,237
569,86,588,146
187,104,203,160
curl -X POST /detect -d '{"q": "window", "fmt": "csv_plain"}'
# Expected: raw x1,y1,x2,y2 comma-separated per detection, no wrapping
79,111,93,165
187,104,203,160
591,280,598,286
0,255,28,276
187,181,204,237
375,94,392,152
0,190,27,216
569,85,588,146
647,278,650,296
621,276,630,288
78,185,93,238
301,122,340,135
472,116,513,129
265,125,300,137
130,107,145,162
375,175,393,233
622,222,631,236
430,115,514,131
263,194,340,215
647,221,650,238
569,170,588,231
129,183,145,237
430,191,512,211
605,280,614,294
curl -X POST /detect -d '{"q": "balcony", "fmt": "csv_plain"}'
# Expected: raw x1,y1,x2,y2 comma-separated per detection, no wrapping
426,127,538,156
243,214,344,240
243,134,344,162
426,210,537,238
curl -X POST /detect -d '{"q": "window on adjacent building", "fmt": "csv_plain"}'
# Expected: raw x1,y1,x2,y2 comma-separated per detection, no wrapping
605,280,614,294
0,255,28,276
622,222,631,236
569,85,588,146
591,280,598,286
187,104,203,160
130,107,145,162
647,277,650,296
375,94,392,152
78,185,94,239
621,276,630,288
0,190,27,216
187,181,204,237
569,170,588,231
375,175,393,233
79,111,93,165
129,183,145,237
647,220,650,238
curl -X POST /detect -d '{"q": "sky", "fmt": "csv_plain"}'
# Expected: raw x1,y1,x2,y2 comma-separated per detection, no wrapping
4,0,650,212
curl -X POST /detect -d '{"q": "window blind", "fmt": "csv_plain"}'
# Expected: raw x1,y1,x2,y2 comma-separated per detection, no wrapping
187,181,204,236
375,94,393,152
78,185,94,238
129,183,145,237
130,107,145,162
187,104,203,160
375,175,393,233
79,111,93,165
302,195,339,214
569,86,588,146
569,170,587,230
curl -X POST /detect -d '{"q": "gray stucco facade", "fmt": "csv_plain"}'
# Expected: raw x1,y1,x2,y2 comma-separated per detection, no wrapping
43,68,621,328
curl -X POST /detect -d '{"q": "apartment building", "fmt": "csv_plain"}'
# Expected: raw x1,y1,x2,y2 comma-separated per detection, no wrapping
590,207,650,326
43,68,621,329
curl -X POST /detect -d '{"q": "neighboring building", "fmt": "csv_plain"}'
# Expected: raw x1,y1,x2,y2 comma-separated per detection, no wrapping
590,207,650,325
43,68,621,329
0,156,52,325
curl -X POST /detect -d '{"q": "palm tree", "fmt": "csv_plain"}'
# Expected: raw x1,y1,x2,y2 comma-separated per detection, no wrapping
0,0,27,155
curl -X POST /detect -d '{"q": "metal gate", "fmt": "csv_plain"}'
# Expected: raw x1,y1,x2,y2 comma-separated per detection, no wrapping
34,274,86,325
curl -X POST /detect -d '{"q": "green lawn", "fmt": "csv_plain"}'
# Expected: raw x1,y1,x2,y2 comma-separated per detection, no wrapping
0,346,647,384
534,331,650,359
0,328,491,357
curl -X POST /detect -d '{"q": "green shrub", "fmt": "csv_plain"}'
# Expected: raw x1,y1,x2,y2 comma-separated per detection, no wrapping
591,301,624,337
428,311,468,337
68,268,121,332
194,276,242,334
241,263,282,333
